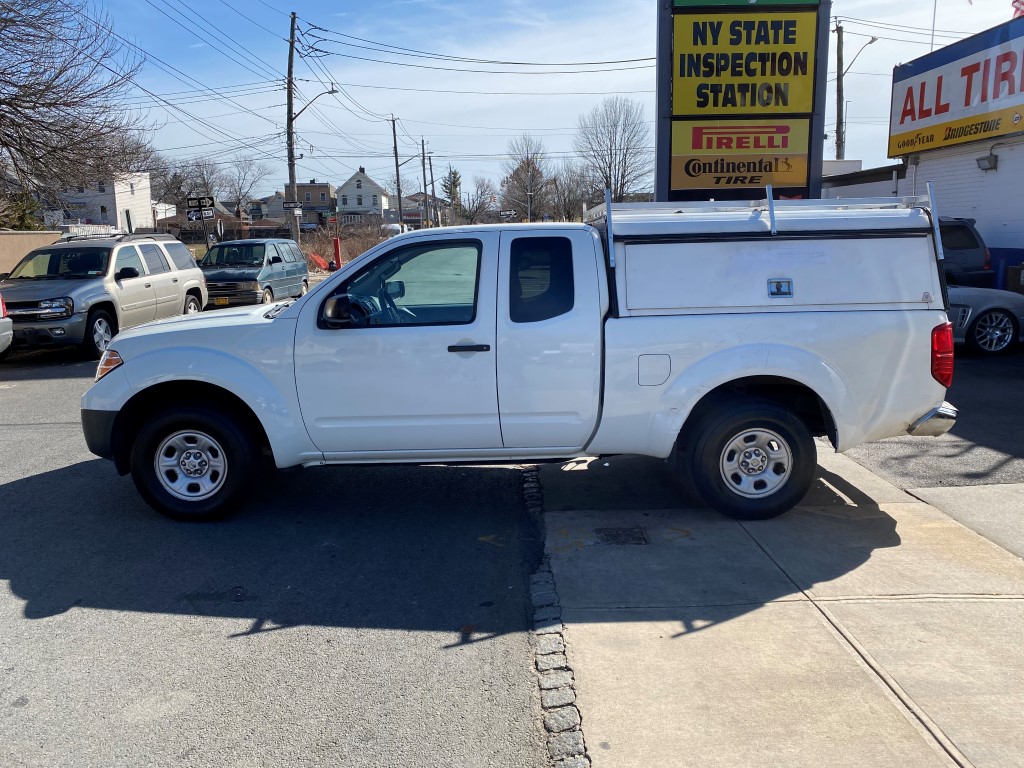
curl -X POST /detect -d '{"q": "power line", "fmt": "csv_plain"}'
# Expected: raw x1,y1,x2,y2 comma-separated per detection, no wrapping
303,23,654,66
297,78,655,97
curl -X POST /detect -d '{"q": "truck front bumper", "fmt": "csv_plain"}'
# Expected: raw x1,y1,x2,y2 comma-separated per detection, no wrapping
906,401,958,437
10,313,88,349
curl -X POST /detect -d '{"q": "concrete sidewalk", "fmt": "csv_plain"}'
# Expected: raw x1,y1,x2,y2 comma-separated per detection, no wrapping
538,448,1024,768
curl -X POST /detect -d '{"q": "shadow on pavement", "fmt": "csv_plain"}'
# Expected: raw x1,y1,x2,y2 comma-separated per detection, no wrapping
540,456,901,637
0,460,542,641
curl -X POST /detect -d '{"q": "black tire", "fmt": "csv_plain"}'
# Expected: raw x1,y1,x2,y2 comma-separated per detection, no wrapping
129,406,259,521
183,294,202,315
0,346,11,362
81,309,116,360
966,308,1018,355
684,398,815,520
261,287,273,304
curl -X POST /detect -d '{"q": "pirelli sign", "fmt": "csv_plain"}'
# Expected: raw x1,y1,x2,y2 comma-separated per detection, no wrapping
655,0,831,201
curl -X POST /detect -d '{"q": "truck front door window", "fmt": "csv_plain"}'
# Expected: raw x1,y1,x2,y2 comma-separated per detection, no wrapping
509,237,574,323
336,240,481,326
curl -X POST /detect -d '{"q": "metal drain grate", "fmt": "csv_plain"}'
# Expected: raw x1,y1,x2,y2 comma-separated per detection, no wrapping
594,527,648,545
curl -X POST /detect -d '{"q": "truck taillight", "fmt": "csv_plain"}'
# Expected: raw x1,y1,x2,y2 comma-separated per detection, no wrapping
984,248,991,271
931,322,954,388
0,293,6,318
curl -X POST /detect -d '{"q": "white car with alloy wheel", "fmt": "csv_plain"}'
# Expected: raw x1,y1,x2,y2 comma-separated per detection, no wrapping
947,284,1024,355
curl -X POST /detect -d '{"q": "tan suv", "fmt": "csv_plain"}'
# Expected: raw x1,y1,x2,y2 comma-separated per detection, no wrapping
0,234,207,359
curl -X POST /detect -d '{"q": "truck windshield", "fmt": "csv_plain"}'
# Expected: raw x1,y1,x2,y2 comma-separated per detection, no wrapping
201,243,265,267
8,247,111,279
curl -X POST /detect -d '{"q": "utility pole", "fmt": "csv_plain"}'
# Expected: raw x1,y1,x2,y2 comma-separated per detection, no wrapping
391,116,403,230
428,155,440,227
421,138,429,228
286,11,300,243
835,22,845,160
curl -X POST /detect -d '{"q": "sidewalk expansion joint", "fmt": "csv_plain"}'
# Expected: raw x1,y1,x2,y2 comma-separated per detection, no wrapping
739,521,977,768
523,467,591,768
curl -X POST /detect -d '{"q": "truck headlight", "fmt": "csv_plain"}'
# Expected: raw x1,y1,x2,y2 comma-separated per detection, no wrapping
39,297,73,319
243,280,260,291
95,349,124,381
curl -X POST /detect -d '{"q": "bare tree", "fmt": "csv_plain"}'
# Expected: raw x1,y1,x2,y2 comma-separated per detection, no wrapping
462,177,497,224
0,0,150,199
223,155,272,213
574,97,653,202
501,134,549,222
549,159,598,222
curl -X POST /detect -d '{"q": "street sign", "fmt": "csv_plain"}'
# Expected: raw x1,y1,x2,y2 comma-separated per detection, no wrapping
292,208,302,217
500,210,516,217
282,201,302,209
186,196,215,209
186,209,201,222
201,208,215,220
328,217,337,223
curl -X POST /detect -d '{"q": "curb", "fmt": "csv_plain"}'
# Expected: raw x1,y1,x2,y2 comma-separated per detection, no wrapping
523,467,591,768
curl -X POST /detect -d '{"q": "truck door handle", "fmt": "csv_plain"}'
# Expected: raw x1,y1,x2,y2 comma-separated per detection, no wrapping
145,283,152,288
172,278,178,282
448,344,491,353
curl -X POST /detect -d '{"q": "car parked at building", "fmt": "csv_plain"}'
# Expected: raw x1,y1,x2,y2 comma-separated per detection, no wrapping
0,291,12,359
199,239,309,308
939,217,995,287
947,284,1024,355
0,234,207,359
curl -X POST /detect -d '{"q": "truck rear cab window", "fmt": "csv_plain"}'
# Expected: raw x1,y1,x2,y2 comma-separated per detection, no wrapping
510,237,574,323
939,225,979,250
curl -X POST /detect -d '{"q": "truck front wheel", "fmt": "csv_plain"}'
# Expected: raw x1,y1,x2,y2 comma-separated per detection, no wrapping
686,399,815,520
129,406,258,521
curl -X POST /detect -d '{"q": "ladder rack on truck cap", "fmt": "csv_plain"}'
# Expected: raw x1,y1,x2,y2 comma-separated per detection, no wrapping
584,192,935,256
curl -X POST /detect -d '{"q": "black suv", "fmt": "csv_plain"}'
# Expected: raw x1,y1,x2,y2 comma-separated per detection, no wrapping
939,218,994,287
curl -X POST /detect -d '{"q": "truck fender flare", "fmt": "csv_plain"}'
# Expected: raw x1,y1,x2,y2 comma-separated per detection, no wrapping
118,346,315,463
653,344,853,456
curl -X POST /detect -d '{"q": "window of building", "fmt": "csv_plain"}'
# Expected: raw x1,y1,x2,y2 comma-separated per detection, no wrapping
304,192,311,202
98,183,106,193
77,186,85,193
373,195,378,206
357,195,363,206
129,183,135,195
356,179,362,189
99,205,108,223
341,195,348,206
320,192,327,202
509,237,574,323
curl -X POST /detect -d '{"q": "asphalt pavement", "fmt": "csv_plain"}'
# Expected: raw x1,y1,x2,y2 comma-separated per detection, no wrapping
0,351,546,768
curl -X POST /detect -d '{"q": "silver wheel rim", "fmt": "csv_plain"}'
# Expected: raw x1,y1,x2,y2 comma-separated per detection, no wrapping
92,317,113,352
300,282,308,295
154,429,228,502
185,298,200,314
975,311,1014,352
719,427,793,499
262,290,272,304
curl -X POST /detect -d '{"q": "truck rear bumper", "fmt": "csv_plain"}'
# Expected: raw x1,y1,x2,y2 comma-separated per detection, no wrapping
907,401,958,437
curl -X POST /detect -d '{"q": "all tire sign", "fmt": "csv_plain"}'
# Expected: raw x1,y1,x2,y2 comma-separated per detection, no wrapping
656,0,831,201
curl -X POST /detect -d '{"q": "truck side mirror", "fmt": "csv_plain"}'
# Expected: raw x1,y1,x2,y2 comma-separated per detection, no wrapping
385,280,405,300
270,255,283,265
116,267,140,281
320,294,369,329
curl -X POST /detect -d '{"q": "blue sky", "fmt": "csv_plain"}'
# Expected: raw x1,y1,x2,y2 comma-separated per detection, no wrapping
101,0,1017,198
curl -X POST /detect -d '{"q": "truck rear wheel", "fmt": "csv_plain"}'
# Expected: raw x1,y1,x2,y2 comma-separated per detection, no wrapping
129,406,258,521
685,399,815,520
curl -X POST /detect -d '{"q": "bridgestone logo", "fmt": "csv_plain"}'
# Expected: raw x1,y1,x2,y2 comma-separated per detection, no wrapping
944,119,1002,141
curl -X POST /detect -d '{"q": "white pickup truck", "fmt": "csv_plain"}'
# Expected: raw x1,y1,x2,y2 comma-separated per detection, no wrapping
81,196,957,521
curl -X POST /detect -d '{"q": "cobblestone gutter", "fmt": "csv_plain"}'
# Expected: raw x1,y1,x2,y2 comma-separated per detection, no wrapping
523,467,591,768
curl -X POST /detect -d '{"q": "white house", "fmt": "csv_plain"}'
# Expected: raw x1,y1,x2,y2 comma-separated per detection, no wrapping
59,173,154,231
337,167,388,221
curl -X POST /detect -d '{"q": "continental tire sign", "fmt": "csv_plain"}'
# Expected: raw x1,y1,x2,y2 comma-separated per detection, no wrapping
889,18,1024,156
656,0,830,201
